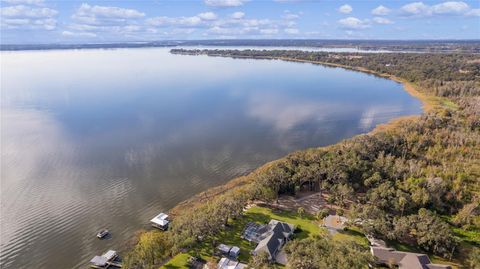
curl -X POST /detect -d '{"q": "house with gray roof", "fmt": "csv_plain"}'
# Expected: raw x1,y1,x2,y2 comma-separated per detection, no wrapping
370,247,452,269
252,220,295,260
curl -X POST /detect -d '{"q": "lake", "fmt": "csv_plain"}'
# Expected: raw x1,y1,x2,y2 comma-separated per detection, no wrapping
0,48,422,268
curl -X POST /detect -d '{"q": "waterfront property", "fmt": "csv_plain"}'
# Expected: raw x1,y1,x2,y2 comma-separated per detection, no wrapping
241,222,270,243
370,247,452,269
89,250,121,268
251,220,295,260
150,213,169,230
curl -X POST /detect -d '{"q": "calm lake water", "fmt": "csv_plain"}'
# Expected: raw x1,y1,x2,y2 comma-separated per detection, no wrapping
0,48,422,269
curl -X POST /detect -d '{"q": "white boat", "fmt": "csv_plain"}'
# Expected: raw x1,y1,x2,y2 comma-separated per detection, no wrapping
96,229,109,239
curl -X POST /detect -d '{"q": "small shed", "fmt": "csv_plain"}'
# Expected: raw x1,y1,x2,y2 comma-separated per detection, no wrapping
218,244,232,254
229,246,240,258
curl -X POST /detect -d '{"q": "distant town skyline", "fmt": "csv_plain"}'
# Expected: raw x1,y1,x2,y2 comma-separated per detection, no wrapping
1,0,479,44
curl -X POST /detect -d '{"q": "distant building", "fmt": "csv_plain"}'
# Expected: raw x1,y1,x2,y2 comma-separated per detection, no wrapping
252,220,295,260
217,257,247,269
370,247,452,269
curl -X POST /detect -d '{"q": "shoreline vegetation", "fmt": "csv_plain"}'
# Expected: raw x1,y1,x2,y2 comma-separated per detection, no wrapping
124,49,479,269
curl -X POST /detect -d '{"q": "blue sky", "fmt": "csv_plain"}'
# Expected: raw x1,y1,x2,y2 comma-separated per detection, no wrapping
1,0,479,43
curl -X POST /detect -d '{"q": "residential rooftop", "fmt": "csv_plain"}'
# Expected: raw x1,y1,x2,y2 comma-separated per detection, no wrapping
370,247,452,269
253,220,295,260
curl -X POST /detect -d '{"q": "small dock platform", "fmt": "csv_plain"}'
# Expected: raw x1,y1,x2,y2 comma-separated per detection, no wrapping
89,250,122,268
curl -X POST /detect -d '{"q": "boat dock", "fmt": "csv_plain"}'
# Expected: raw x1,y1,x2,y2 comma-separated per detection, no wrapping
90,261,122,269
89,250,122,268
150,212,170,230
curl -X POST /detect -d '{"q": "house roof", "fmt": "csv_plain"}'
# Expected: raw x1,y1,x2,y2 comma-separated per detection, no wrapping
151,213,169,226
254,220,294,259
230,246,240,256
218,244,232,253
371,247,452,269
217,257,247,269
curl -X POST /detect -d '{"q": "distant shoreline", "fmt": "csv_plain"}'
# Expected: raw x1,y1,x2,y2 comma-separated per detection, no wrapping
165,50,442,216
2,39,480,53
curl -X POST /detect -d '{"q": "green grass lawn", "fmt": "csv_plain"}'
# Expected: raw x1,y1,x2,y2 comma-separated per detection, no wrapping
160,206,376,269
160,253,191,269
245,206,324,239
332,226,369,247
161,205,324,268
193,205,324,262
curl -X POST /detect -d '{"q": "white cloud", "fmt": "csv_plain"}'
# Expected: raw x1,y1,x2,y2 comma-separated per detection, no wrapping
284,28,299,34
207,25,259,35
66,3,147,38
1,5,57,18
0,4,57,29
146,12,222,28
260,28,278,34
283,13,299,20
230,11,245,19
400,1,477,17
338,4,352,14
432,1,469,15
204,0,246,7
283,10,301,20
72,3,145,24
338,17,370,29
146,16,203,27
466,8,480,16
371,5,391,16
202,14,297,37
2,0,44,5
373,17,393,24
240,18,272,27
62,30,97,37
198,12,217,20
401,2,431,16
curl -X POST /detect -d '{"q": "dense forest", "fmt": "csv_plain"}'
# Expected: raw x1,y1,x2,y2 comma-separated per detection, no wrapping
125,49,479,269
